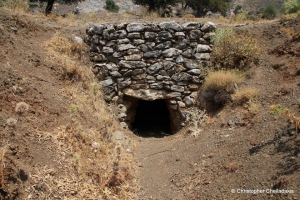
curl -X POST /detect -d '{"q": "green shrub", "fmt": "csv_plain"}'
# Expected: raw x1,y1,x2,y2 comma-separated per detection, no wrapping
270,104,284,115
283,0,300,14
211,27,263,69
263,4,277,19
105,0,119,13
1,0,29,11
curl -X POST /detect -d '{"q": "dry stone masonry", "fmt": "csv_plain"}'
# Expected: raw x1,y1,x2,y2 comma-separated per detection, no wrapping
85,21,216,133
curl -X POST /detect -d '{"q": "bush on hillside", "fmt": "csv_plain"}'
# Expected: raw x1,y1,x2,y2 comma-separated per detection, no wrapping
211,27,263,69
262,4,277,19
105,0,119,13
283,0,300,14
197,70,243,111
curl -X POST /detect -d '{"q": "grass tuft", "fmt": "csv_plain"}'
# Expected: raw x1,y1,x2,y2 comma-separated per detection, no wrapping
203,70,243,93
232,87,259,105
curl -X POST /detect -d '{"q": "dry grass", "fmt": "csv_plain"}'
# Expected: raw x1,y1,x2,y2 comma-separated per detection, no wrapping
232,87,259,105
212,27,264,69
281,27,296,40
27,124,136,199
245,102,260,118
44,32,93,84
1,0,29,12
186,108,207,137
203,70,243,93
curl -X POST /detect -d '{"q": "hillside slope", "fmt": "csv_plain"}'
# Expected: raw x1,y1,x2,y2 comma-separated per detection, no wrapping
0,5,300,200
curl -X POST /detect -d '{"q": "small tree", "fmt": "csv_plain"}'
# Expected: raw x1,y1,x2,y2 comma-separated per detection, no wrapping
105,0,119,12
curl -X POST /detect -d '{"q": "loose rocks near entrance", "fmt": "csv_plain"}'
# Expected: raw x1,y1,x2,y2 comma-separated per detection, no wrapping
85,21,216,135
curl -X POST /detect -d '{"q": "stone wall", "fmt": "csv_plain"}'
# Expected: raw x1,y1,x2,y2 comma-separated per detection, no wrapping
85,21,216,132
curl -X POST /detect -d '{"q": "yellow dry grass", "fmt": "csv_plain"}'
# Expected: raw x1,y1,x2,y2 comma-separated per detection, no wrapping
203,70,243,93
44,32,93,84
1,0,29,12
232,87,259,105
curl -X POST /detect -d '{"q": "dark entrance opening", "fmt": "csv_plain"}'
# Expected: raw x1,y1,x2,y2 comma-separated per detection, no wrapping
131,99,171,137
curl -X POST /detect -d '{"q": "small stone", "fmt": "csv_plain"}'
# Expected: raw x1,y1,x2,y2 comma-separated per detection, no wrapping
162,48,182,57
184,96,193,107
157,31,173,40
144,50,162,58
124,54,143,61
196,44,212,53
100,79,114,87
171,85,184,92
201,22,216,32
118,44,135,51
128,32,141,39
102,47,114,54
110,71,122,78
176,55,184,63
127,23,144,32
178,101,186,108
182,22,202,30
188,69,201,75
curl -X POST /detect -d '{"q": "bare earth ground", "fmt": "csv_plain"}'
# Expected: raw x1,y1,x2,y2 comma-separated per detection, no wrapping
0,6,300,200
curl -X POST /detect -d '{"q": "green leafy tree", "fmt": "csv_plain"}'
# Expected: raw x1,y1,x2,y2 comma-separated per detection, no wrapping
105,0,119,12
134,0,181,12
184,0,229,16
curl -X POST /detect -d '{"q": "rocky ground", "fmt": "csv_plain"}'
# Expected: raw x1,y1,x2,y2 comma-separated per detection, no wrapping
1,2,300,200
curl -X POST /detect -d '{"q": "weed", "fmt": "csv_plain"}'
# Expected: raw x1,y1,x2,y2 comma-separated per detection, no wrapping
270,104,284,115
6,118,17,127
246,102,260,118
203,70,243,93
281,27,296,40
212,27,263,69
186,108,207,137
69,103,77,115
232,87,259,105
234,9,248,22
90,82,100,97
15,101,29,114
